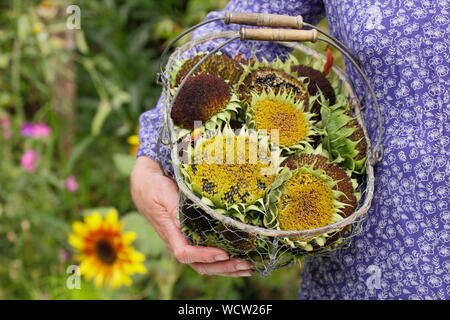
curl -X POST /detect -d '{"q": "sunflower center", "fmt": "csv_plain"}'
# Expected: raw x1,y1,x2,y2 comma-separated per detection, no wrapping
175,53,244,86
278,171,334,231
239,67,308,104
95,238,117,265
253,99,308,147
171,74,231,130
188,136,275,205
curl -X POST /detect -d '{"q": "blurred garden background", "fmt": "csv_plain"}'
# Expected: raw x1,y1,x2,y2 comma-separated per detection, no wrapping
0,0,339,300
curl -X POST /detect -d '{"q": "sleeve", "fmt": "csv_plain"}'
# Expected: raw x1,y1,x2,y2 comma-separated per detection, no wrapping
137,0,326,173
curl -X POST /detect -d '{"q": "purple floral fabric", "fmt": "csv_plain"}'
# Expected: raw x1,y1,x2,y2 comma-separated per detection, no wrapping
138,0,450,300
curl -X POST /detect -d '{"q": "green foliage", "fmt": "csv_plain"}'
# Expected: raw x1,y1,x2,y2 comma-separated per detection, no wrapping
113,153,136,176
0,0,303,300
122,212,165,257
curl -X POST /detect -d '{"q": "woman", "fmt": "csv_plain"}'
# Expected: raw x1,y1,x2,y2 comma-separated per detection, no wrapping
131,0,449,299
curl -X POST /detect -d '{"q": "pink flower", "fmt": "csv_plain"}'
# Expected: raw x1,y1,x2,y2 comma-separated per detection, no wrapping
65,176,78,192
1,118,12,139
58,249,71,262
21,150,38,172
21,123,51,139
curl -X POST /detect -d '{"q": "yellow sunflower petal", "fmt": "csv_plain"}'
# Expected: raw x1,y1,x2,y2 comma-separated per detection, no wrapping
93,271,106,288
91,262,110,285
122,275,132,287
68,234,85,250
106,208,119,218
105,209,120,231
85,212,102,231
133,262,147,274
72,221,88,236
127,135,139,146
111,271,132,288
130,250,145,262
79,258,95,279
111,268,126,288
121,257,146,276
122,232,137,245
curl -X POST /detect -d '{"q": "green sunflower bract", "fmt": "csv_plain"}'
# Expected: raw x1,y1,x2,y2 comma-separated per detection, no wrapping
320,95,368,173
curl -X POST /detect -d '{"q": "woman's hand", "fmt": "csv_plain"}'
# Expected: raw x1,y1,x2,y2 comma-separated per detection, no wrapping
130,156,253,277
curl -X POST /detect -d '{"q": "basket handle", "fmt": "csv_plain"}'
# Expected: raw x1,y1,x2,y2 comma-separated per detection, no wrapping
225,12,303,29
240,28,318,42
160,14,384,164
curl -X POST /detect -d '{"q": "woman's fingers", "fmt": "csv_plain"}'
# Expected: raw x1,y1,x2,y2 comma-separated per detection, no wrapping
190,258,253,275
149,204,230,264
131,157,253,277
215,271,253,277
144,200,231,264
174,245,231,265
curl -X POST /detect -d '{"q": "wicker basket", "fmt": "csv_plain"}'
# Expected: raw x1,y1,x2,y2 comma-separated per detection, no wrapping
156,13,384,275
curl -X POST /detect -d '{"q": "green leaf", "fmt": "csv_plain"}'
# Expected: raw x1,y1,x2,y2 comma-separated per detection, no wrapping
113,153,136,176
75,31,89,55
64,136,95,173
81,207,117,216
122,212,165,257
17,15,29,41
91,100,111,135
327,114,353,132
200,197,214,206
246,205,264,213
191,183,203,197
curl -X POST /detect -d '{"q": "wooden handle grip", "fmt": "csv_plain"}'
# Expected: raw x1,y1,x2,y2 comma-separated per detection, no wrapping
240,28,318,42
225,12,303,29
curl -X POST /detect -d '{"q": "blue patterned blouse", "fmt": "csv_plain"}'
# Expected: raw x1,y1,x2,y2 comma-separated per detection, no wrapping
137,0,450,300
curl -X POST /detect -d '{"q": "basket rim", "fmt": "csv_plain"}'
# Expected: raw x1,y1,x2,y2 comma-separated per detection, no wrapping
162,31,376,238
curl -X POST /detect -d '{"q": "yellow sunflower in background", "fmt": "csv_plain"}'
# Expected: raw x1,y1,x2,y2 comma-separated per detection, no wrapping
127,127,139,155
69,209,147,288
